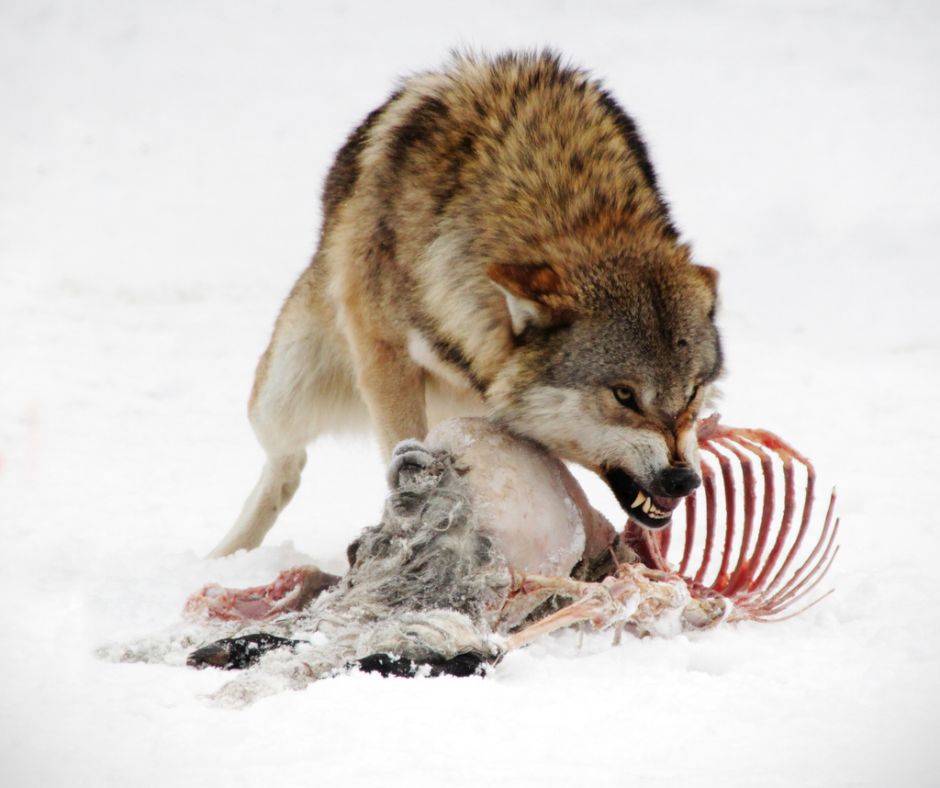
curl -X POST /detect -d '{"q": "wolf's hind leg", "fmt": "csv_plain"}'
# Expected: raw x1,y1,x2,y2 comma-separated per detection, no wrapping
209,271,367,557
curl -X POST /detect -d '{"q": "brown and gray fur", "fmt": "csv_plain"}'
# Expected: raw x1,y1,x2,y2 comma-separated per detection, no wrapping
210,50,722,557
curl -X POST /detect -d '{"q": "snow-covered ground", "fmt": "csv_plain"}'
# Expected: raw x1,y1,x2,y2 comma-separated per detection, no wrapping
2,1,938,785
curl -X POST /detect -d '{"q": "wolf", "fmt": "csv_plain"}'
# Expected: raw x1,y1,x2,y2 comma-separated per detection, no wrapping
209,51,723,558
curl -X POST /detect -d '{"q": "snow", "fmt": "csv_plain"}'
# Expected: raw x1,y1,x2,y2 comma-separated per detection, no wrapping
1,0,938,785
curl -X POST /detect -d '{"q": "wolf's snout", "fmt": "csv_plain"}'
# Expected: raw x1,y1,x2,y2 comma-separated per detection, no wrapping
654,466,701,498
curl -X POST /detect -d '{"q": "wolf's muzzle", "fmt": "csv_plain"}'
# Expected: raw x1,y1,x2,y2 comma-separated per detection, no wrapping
603,465,699,530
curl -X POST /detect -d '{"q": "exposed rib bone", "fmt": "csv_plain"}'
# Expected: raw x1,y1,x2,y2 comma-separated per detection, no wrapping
706,441,736,590
694,464,718,585
716,438,756,595
732,434,776,592
678,493,696,577
752,453,796,589
659,511,673,561
765,460,817,596
769,490,836,598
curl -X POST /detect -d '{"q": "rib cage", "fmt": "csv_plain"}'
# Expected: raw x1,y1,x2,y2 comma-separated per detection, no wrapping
625,416,841,621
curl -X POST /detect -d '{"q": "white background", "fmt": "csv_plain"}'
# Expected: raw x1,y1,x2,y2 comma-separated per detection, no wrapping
1,1,938,785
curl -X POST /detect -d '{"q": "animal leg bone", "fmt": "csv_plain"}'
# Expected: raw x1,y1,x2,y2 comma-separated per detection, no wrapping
505,563,729,651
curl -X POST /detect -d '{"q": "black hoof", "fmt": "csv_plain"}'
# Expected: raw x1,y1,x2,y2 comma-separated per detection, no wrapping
187,633,303,670
354,651,488,678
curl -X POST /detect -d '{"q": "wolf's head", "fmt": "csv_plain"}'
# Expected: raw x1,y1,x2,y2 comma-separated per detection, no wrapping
486,253,722,529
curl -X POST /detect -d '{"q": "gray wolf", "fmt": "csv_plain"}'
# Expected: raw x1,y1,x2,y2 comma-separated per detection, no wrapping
209,50,723,557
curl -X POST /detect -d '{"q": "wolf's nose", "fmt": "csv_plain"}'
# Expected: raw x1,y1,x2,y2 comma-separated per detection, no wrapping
657,467,701,497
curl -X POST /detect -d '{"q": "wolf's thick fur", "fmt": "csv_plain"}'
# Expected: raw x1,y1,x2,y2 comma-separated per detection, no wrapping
210,51,723,557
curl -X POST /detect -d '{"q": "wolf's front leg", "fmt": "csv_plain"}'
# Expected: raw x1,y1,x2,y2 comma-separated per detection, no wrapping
361,361,428,456
343,316,429,458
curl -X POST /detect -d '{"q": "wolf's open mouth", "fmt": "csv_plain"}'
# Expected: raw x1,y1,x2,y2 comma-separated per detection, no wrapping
603,468,683,530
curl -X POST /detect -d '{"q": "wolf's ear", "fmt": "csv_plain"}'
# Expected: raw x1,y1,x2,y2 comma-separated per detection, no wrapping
693,265,719,297
487,263,566,335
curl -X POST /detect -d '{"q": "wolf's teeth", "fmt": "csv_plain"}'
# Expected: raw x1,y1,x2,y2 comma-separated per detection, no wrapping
631,491,647,509
642,497,652,514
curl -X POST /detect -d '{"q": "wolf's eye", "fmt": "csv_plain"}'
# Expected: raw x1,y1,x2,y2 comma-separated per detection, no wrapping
612,386,640,412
